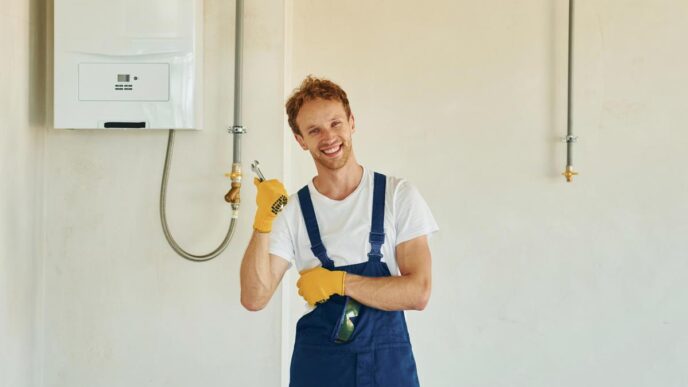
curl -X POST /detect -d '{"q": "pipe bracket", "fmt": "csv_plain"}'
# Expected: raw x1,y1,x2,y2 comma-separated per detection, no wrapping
229,125,247,134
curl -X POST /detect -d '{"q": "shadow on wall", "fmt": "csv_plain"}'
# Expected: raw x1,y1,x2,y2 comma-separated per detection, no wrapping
29,0,46,128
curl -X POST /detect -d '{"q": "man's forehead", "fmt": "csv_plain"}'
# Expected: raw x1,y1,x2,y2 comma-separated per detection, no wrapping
297,99,347,125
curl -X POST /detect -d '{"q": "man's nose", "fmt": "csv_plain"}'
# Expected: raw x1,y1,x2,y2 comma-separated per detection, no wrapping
321,129,337,143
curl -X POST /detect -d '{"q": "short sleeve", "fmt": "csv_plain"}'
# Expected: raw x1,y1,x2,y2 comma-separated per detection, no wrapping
393,180,439,245
268,207,295,266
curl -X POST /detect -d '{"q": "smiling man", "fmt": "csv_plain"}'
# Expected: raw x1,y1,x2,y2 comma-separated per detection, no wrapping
240,76,438,386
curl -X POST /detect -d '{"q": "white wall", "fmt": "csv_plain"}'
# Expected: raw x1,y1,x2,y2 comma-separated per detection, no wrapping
288,0,688,386
41,0,286,386
4,0,688,386
0,0,46,386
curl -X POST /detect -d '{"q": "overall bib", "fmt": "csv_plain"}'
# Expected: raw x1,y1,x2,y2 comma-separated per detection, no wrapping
290,172,420,387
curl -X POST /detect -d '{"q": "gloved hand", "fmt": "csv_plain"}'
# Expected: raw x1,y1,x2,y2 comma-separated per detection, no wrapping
297,267,347,306
253,178,288,233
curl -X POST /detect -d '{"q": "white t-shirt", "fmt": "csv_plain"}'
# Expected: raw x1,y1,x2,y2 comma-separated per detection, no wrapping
269,167,439,275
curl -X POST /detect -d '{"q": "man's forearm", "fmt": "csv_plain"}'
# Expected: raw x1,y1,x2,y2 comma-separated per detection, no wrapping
240,231,274,310
343,273,431,312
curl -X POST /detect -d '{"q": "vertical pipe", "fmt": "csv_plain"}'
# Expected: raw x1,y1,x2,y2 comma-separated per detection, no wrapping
233,0,244,164
233,126,242,163
563,0,578,182
225,0,245,208
566,0,574,168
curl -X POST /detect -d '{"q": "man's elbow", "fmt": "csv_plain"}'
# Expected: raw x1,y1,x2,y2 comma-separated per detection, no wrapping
241,295,268,312
413,284,432,311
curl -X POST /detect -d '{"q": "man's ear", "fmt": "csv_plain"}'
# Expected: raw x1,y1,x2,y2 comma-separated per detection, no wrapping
294,133,308,150
349,114,356,133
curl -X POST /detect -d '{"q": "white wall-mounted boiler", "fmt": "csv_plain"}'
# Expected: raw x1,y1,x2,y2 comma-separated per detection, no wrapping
54,0,203,129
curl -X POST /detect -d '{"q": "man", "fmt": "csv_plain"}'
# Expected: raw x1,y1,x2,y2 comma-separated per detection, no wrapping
240,76,438,386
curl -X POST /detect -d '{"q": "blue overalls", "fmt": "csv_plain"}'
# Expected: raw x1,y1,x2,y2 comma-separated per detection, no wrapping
290,172,420,387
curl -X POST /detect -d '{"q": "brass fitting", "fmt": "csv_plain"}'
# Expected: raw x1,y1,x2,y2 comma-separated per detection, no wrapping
562,165,578,182
225,163,242,206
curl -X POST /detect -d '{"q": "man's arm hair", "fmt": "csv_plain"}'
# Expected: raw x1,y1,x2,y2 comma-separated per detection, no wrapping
240,231,291,311
343,235,432,311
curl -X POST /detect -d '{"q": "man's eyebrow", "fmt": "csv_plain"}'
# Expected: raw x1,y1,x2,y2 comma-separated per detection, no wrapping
304,113,344,132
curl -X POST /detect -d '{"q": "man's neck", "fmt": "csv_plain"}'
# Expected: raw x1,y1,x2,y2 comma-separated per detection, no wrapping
312,159,364,201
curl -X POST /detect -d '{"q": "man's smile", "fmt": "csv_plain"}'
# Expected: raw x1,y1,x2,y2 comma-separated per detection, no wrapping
320,143,343,157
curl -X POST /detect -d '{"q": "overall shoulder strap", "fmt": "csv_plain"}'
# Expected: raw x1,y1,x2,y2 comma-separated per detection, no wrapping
297,185,335,269
368,172,387,262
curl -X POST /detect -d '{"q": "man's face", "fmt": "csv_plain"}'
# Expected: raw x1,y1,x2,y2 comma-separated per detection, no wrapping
294,98,355,171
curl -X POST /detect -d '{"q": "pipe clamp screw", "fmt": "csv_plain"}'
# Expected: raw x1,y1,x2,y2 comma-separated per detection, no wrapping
229,125,247,134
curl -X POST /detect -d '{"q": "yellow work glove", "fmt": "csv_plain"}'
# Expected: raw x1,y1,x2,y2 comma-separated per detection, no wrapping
297,267,347,306
253,178,288,233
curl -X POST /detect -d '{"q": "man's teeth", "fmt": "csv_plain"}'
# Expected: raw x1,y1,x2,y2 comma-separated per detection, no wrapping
323,145,340,154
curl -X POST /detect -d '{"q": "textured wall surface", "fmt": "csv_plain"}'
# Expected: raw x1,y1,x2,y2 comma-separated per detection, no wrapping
287,1,688,386
0,0,45,386
41,1,286,386
3,1,687,386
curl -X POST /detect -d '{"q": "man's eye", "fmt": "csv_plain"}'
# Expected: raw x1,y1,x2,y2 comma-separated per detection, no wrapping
309,129,319,135
332,121,341,127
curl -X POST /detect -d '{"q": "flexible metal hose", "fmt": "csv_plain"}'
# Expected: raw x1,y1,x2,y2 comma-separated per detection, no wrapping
160,129,238,261
159,0,245,260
